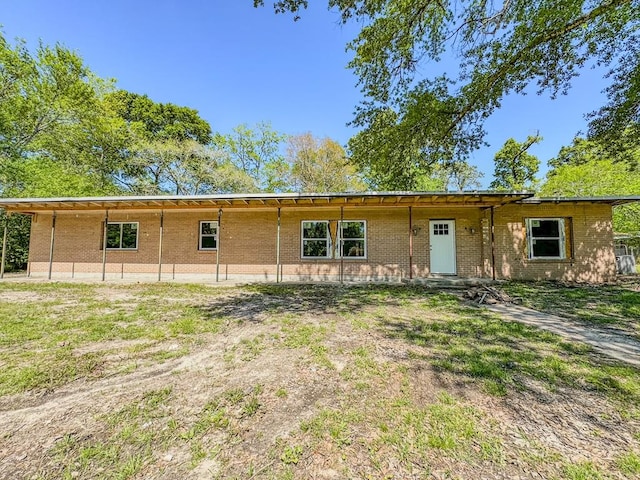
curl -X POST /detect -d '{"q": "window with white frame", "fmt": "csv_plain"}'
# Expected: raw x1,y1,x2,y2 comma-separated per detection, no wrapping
106,222,138,250
301,221,330,258
339,221,366,258
301,220,367,259
199,221,218,250
526,218,565,259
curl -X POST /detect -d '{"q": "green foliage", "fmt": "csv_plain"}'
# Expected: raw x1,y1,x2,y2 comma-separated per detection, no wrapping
490,135,541,191
0,32,120,196
286,133,366,192
105,90,212,144
256,1,639,183
347,84,477,190
444,160,484,191
541,138,640,233
0,213,30,271
213,122,287,192
123,138,255,195
0,34,99,160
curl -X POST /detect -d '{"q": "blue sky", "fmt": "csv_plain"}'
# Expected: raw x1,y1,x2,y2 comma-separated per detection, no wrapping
2,1,609,187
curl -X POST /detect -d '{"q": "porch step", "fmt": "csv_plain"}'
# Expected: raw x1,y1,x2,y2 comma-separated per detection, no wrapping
401,277,494,288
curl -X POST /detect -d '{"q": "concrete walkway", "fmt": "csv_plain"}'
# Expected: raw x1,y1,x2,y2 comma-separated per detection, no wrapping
486,303,640,368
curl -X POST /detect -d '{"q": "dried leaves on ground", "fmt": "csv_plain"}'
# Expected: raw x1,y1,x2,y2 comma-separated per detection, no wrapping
0,282,639,480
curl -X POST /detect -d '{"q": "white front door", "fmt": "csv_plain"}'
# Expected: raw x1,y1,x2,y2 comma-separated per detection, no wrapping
429,220,456,275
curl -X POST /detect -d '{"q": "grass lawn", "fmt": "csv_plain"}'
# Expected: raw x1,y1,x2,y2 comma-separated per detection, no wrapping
502,280,640,340
0,281,639,479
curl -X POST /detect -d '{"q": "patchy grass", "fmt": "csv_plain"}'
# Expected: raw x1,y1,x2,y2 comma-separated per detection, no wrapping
383,291,640,406
1,281,640,479
0,282,226,396
502,280,640,339
50,388,175,480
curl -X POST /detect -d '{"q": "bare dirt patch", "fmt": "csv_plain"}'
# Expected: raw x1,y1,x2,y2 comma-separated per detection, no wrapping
0,284,639,479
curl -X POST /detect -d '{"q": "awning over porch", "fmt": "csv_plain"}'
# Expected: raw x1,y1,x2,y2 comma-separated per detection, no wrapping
0,191,534,213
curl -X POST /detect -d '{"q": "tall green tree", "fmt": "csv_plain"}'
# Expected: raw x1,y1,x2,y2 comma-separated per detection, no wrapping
0,33,127,270
104,90,225,193
444,160,484,191
0,33,116,193
286,133,366,192
256,1,640,175
541,137,640,233
213,122,287,192
124,139,255,195
490,134,541,191
105,90,212,144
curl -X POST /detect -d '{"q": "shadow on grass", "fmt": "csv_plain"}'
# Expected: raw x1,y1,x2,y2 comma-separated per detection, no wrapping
196,283,434,323
193,284,640,404
502,281,640,337
379,293,640,403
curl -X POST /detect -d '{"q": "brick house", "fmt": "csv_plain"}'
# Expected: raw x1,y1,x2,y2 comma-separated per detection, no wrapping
0,192,637,283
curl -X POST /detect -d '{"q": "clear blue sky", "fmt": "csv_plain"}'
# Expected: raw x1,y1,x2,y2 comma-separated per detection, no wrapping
2,0,609,187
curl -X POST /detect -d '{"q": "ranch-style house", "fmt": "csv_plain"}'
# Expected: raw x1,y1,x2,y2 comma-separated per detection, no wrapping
0,191,637,283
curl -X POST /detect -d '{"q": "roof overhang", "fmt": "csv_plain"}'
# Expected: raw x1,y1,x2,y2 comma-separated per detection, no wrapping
521,196,640,206
0,191,534,213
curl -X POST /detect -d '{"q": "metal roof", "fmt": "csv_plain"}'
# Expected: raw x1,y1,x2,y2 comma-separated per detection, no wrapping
0,191,534,212
522,195,640,206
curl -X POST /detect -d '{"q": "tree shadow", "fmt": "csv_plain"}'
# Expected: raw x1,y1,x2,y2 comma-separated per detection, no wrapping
195,283,435,323
502,280,640,337
377,293,640,402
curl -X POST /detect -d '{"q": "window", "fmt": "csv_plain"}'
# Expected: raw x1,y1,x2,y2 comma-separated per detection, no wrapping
199,221,218,250
301,220,367,259
302,221,330,258
526,218,565,259
432,223,449,236
339,221,366,258
106,222,138,250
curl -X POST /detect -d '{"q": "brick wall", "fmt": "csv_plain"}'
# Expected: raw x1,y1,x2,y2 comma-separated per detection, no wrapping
25,202,615,282
493,203,616,283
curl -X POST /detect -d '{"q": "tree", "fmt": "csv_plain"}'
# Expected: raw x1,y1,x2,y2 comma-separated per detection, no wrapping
286,133,366,192
103,90,229,193
105,90,212,144
123,139,255,195
444,160,484,191
548,137,605,170
489,134,541,191
0,34,97,159
0,32,142,198
347,82,475,190
541,138,640,233
0,33,114,191
213,122,287,192
255,1,639,173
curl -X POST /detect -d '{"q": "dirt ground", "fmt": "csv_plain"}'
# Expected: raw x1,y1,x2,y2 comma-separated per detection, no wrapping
0,284,638,479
